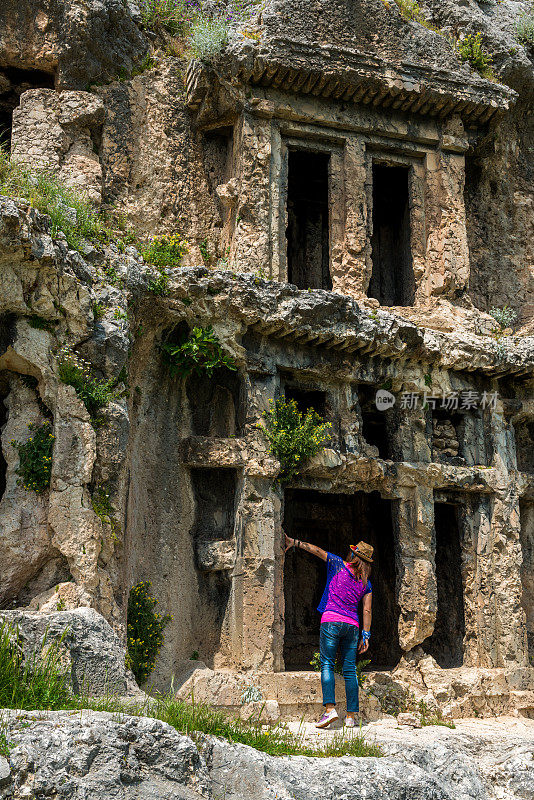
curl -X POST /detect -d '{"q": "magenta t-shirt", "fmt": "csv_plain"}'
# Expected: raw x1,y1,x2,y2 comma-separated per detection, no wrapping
317,553,372,628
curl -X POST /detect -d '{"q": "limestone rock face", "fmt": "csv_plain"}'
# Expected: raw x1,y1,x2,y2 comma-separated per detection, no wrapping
0,711,211,800
0,0,147,89
0,608,136,695
0,199,127,624
11,90,105,204
1,711,533,800
199,718,534,800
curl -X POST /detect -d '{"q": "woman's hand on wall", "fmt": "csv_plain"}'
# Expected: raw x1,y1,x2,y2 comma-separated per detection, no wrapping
283,531,295,552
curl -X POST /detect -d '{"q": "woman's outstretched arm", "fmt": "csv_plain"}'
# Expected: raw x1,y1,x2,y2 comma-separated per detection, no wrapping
284,531,327,561
358,592,372,653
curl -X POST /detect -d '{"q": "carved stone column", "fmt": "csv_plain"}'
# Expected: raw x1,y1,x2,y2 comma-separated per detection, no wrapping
396,484,437,651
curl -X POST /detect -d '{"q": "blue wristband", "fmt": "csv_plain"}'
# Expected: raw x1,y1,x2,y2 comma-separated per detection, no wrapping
361,630,371,642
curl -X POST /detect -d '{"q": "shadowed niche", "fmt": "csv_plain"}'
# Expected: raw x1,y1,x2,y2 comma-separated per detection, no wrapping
283,489,401,671
286,149,332,290
368,163,414,307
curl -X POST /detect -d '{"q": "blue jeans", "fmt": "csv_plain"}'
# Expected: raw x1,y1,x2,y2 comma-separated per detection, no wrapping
320,622,359,713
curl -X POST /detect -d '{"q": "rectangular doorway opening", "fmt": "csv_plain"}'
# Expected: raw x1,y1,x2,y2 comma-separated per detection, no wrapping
515,419,534,473
358,385,392,460
284,384,327,418
368,163,415,307
0,67,55,151
431,408,489,467
283,489,401,671
286,149,332,290
423,501,465,667
189,468,236,667
520,499,534,661
187,367,244,437
0,375,8,503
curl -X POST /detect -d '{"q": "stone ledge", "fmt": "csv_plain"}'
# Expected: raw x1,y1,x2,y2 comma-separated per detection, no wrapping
180,438,515,494
136,267,534,377
186,40,516,126
176,667,381,721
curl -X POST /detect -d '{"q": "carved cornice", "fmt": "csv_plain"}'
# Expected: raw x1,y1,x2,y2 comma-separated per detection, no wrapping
186,38,516,127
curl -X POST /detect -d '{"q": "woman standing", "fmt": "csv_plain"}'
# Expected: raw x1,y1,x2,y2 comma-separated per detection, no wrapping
284,533,373,729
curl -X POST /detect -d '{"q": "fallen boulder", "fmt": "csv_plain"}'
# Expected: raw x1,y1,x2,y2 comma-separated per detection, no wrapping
0,607,136,696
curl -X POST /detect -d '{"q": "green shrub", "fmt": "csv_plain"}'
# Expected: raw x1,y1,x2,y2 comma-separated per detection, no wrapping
141,233,189,269
127,581,172,685
310,651,371,685
455,33,494,78
394,0,423,22
139,0,191,35
161,325,237,378
0,621,71,710
91,486,121,542
189,15,229,60
11,422,55,494
92,301,106,321
260,398,331,483
147,270,171,296
199,237,211,266
515,14,534,46
131,53,156,77
386,0,442,32
57,347,116,419
27,315,55,332
0,146,106,252
138,0,258,60
489,305,517,330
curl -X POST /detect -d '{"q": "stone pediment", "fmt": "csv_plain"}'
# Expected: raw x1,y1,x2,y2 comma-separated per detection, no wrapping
187,38,516,127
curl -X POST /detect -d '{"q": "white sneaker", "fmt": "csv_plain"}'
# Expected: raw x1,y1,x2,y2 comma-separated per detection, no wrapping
315,709,339,729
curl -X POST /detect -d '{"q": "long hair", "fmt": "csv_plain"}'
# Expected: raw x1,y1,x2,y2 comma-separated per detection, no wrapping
346,552,372,585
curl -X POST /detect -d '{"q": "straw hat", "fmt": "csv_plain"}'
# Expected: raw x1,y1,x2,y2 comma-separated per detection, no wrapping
350,541,374,563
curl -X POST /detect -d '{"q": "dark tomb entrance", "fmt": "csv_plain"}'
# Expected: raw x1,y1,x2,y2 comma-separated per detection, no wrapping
0,376,8,503
423,501,465,667
368,163,415,307
189,468,236,666
284,384,327,418
0,67,55,150
358,384,392,460
286,150,332,290
283,489,401,671
187,368,244,437
520,499,534,661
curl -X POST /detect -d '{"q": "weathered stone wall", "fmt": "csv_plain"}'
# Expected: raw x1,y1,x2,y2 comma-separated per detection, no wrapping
0,195,532,714
11,89,104,203
0,0,533,720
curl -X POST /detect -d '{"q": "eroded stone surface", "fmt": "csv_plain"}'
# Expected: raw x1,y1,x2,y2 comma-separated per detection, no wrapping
0,608,136,695
0,710,210,800
0,0,533,725
1,711,533,800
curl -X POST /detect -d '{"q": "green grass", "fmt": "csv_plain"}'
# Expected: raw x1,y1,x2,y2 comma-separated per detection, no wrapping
57,347,117,419
0,619,382,758
78,694,383,757
0,621,71,711
0,145,145,258
515,13,534,47
0,146,108,252
26,315,56,333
